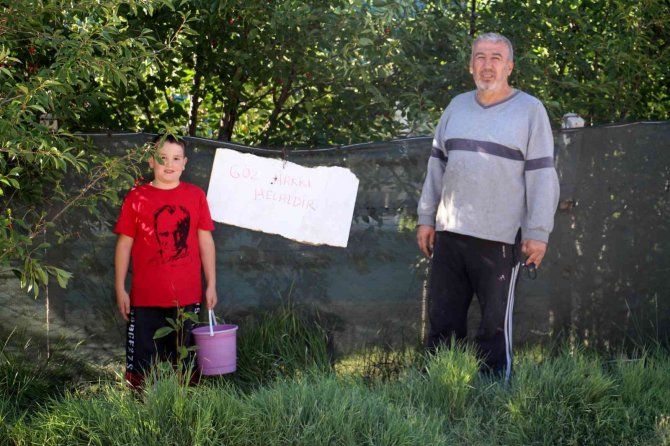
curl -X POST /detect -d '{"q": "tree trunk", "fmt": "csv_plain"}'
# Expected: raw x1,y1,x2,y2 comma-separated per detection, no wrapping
188,55,202,137
469,0,477,37
217,102,237,142
260,67,296,145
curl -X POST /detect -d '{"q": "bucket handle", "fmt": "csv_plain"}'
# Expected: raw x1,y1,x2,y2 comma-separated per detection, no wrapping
208,309,217,336
207,309,227,336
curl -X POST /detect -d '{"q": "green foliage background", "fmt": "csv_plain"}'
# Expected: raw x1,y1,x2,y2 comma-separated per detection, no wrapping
1,0,669,294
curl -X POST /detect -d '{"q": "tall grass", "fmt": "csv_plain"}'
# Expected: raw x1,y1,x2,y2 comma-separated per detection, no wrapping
4,310,670,445
226,300,331,388
494,348,622,444
12,368,448,445
0,330,105,446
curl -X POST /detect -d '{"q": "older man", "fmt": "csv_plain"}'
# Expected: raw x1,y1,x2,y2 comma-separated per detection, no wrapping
417,32,559,380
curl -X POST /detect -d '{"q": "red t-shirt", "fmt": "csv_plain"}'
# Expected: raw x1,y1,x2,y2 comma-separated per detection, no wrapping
114,182,215,307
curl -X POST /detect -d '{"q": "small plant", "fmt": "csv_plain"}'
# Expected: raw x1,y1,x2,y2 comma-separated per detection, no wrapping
153,307,201,383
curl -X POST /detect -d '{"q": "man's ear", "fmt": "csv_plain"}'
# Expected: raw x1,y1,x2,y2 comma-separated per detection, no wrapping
184,157,188,167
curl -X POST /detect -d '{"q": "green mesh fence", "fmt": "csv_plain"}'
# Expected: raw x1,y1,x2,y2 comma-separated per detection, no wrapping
1,122,669,362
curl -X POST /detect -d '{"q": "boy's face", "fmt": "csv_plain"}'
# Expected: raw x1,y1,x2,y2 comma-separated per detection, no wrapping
148,141,187,189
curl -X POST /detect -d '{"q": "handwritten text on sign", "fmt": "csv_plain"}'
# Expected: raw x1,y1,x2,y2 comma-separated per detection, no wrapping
207,149,359,247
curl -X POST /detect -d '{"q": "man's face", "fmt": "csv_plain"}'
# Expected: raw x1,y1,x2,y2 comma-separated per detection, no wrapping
469,40,514,94
148,141,187,188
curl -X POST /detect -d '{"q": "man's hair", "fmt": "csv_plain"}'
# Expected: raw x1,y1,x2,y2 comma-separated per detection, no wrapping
471,32,514,62
152,133,187,152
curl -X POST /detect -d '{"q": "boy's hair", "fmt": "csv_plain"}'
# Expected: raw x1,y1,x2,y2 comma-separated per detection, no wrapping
152,134,187,153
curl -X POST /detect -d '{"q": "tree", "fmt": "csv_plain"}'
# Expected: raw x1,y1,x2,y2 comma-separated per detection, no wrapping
481,0,670,124
68,0,670,144
3,0,669,297
77,1,449,146
0,0,175,295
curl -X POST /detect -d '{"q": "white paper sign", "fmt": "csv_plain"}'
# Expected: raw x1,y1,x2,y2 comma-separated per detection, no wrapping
207,149,359,247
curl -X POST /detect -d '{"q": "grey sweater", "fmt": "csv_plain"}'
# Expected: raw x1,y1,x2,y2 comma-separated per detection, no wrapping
417,89,560,244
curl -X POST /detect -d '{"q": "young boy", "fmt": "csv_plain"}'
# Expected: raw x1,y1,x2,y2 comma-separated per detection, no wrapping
114,134,217,388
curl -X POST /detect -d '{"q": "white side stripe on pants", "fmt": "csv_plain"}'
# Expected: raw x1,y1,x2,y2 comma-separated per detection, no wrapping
504,262,521,383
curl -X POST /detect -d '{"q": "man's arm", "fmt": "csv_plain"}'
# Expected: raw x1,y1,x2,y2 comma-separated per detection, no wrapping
522,100,560,267
416,154,444,258
417,148,447,257
115,234,134,321
198,229,217,309
416,108,450,257
417,152,444,258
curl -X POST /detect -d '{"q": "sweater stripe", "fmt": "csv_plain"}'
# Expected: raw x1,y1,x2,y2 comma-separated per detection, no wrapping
525,156,555,171
430,147,448,162
445,138,524,161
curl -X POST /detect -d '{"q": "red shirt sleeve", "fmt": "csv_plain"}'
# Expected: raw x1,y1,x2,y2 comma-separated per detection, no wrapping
198,188,215,231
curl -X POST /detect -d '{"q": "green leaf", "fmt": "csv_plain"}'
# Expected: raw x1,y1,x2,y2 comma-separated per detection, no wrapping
30,104,47,114
48,267,73,288
55,272,69,288
177,345,188,360
35,266,49,286
153,326,175,339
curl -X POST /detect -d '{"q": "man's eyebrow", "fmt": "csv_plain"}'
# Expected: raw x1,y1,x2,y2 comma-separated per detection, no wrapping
474,51,504,58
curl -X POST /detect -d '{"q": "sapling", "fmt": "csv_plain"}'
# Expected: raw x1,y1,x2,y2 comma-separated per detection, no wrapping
153,307,201,384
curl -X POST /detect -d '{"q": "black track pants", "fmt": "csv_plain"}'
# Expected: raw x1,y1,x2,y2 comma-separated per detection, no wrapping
125,304,201,387
426,231,522,379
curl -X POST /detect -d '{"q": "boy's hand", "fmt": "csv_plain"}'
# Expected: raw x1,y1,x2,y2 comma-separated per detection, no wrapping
116,290,130,321
205,285,217,310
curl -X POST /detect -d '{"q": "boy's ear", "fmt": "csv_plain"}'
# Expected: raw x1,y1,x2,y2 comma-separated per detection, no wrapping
184,157,188,166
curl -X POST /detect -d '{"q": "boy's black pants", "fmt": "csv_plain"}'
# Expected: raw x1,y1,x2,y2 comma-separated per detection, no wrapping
125,304,201,388
426,231,522,380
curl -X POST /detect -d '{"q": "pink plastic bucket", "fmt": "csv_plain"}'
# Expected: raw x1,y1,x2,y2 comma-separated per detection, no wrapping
192,310,238,375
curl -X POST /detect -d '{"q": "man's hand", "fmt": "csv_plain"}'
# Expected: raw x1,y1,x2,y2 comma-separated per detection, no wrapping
521,239,547,268
417,225,436,258
116,289,130,321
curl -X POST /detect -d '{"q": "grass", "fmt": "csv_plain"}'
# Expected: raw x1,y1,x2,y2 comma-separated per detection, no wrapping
230,300,331,389
0,329,109,446
3,310,670,445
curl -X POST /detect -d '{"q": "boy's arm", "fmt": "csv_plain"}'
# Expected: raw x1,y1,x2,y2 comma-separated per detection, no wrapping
198,229,217,310
115,234,134,321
